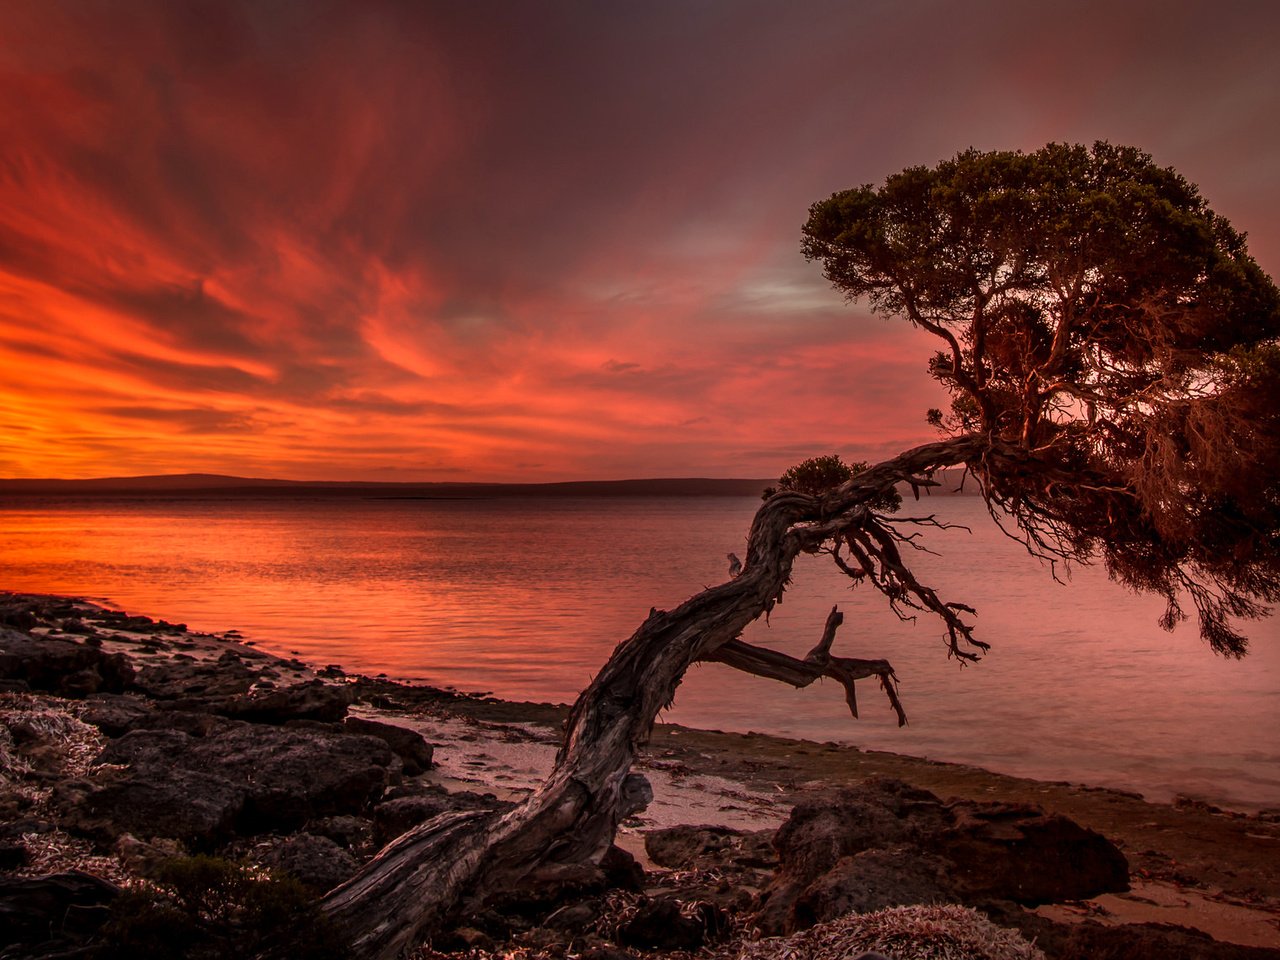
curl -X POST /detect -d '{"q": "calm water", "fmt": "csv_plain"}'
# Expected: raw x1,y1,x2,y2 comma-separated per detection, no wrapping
2,495,1277,809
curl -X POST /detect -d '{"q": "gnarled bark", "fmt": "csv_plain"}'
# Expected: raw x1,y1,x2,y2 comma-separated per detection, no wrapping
321,435,989,959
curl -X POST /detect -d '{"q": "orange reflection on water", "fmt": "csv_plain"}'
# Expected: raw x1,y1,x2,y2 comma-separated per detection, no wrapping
3,495,1278,809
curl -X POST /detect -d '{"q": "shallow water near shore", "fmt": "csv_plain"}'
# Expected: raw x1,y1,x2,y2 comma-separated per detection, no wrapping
2,493,1277,809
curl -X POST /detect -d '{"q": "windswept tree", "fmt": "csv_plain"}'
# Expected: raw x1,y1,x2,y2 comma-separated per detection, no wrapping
322,143,1280,958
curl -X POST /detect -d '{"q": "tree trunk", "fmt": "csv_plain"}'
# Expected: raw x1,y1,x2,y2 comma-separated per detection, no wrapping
321,435,988,958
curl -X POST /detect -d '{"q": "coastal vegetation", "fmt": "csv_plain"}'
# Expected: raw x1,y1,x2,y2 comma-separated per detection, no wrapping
315,142,1280,956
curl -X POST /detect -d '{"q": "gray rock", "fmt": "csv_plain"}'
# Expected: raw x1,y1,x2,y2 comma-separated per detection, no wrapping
644,824,775,870
789,846,957,930
55,766,247,847
58,723,395,844
0,628,133,697
130,656,259,699
373,792,470,844
344,715,434,774
217,680,356,724
79,693,155,737
758,777,1129,934
308,815,373,849
937,800,1131,904
257,832,359,893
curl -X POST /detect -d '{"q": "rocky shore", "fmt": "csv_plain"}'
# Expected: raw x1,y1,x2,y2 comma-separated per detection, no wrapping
1,591,1278,959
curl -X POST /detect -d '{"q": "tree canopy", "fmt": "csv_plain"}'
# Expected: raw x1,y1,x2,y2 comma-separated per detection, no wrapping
763,453,903,512
802,141,1280,654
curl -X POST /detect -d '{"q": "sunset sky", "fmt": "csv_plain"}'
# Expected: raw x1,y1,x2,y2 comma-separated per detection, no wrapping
2,1,1278,482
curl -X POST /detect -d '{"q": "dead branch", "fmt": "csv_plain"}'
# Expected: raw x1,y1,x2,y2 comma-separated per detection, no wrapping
703,605,906,724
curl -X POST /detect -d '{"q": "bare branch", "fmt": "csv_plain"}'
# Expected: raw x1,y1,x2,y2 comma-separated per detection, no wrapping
702,605,907,725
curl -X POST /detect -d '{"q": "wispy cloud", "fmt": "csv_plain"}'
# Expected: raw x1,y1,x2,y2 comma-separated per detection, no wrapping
1,0,1277,480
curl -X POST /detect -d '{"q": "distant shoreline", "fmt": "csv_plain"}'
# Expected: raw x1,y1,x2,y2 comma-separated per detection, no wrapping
0,469,977,500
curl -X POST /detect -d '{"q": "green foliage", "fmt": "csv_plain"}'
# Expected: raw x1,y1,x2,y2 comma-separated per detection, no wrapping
763,454,902,512
803,142,1280,654
94,855,350,960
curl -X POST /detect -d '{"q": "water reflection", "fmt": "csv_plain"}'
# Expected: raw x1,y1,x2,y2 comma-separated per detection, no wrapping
1,495,1276,808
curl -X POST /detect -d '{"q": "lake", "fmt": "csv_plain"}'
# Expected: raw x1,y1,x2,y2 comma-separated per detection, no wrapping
1,494,1277,809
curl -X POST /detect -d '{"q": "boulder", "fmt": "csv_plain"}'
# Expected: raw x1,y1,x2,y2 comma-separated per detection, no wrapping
980,900,1280,960
600,843,646,892
58,723,395,844
937,800,1131,904
308,815,374,849
344,715,434,774
788,846,957,931
758,778,1129,934
55,767,247,848
79,693,156,737
372,788,509,845
0,840,30,870
256,832,360,893
217,680,356,724
0,628,133,697
129,656,259,699
644,824,776,870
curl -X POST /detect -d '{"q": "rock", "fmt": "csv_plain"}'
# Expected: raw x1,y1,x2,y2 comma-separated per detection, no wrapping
0,628,134,697
79,693,155,736
542,897,603,932
144,708,235,737
257,832,359,893
788,846,957,930
308,815,374,849
579,948,639,960
600,843,646,891
442,926,496,952
0,596,41,631
979,900,1280,960
937,800,1130,904
759,778,1129,934
56,766,247,847
58,723,395,844
345,715,435,774
372,788,509,845
644,823,775,870
0,871,120,952
217,680,356,724
617,897,721,951
113,833,187,878
774,778,949,879
128,656,259,699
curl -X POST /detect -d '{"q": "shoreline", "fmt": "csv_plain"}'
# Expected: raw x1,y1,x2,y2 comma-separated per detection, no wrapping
3,590,1280,953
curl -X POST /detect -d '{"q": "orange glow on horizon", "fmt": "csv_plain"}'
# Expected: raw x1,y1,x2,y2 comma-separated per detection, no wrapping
2,3,1276,482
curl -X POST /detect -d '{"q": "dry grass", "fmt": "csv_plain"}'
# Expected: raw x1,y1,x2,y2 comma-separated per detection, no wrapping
0,691,109,779
731,905,1046,960
1,692,134,882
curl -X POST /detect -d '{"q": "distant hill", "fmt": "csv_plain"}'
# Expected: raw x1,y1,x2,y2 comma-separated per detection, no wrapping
0,469,978,500
0,474,775,499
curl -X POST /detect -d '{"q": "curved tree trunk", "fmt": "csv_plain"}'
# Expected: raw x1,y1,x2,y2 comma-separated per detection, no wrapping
321,435,989,959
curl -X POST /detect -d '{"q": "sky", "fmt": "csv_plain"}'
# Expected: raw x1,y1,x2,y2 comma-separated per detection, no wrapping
2,1,1278,482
